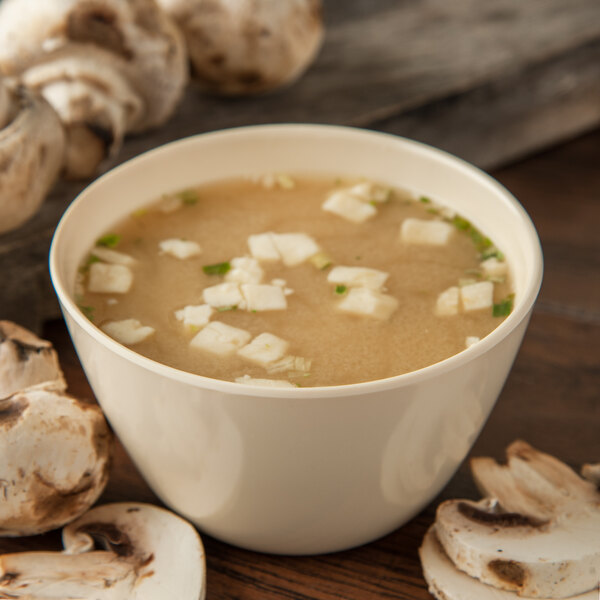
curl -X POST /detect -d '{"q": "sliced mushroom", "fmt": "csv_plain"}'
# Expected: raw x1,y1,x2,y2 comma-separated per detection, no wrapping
419,526,597,600
0,386,112,536
0,0,188,179
434,441,600,598
0,77,65,233
0,320,66,398
0,503,206,599
157,0,324,95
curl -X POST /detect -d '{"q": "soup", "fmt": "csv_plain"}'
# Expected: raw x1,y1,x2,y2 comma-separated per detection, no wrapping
76,175,513,387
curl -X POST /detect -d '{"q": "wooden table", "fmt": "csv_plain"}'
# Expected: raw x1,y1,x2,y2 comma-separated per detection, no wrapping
1,128,598,598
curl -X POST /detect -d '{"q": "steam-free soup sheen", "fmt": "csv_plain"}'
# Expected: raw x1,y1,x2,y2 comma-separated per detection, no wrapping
78,176,513,387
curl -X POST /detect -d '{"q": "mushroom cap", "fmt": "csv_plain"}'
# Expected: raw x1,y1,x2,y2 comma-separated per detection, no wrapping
434,441,600,598
0,83,64,233
0,320,66,398
0,0,188,132
158,0,324,95
419,526,597,600
0,503,206,599
0,387,111,536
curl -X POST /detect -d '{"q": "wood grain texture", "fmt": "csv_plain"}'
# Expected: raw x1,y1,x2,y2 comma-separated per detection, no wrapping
1,0,599,332
0,128,598,599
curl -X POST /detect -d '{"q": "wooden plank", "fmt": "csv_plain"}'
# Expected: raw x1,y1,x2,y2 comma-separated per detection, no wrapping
1,0,599,332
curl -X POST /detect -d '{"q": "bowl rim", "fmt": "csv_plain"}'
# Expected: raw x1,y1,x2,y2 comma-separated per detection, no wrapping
49,123,543,399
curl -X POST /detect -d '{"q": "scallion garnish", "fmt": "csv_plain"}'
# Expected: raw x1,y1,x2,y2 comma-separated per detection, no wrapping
131,208,147,218
335,285,347,295
464,268,482,278
451,216,471,231
178,189,199,205
493,294,514,317
309,252,333,270
481,248,505,261
203,261,231,275
75,296,95,321
419,196,432,204
79,254,101,273
96,233,121,248
217,305,237,312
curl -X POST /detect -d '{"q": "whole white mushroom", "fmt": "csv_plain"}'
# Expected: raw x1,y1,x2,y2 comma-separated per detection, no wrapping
0,321,112,537
0,78,64,234
157,0,324,95
0,0,188,179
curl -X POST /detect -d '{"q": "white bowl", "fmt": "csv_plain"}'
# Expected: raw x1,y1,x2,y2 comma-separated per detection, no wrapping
50,125,543,555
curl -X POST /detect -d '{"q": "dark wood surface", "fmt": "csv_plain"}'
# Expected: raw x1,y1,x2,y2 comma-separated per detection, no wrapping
1,129,598,598
2,0,600,333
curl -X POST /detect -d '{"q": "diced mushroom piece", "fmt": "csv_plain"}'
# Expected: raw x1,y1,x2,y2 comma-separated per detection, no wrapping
400,218,454,245
434,441,600,598
241,284,287,311
203,282,245,309
156,0,324,96
0,0,188,179
88,263,133,294
248,233,281,261
190,321,251,356
322,190,378,223
0,388,111,536
0,503,205,599
175,304,214,328
267,355,312,374
90,247,136,266
159,238,202,259
225,257,264,284
235,375,296,388
337,287,398,320
460,281,494,312
435,286,459,316
271,233,321,266
327,266,389,291
481,256,508,279
465,336,480,348
0,77,65,234
238,332,289,366
0,321,66,398
101,319,155,346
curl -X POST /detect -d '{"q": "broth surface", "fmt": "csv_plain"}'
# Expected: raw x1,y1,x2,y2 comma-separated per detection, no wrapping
78,176,512,387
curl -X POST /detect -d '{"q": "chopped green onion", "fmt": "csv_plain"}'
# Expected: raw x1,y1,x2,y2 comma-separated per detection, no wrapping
470,228,492,250
335,285,347,295
203,261,231,276
217,305,237,312
309,251,333,270
481,248,505,261
452,216,471,231
96,233,121,248
369,200,378,207
188,324,200,333
178,189,199,205
75,297,95,321
419,195,432,204
493,294,514,317
131,208,147,218
79,254,101,273
426,207,440,215
276,174,295,189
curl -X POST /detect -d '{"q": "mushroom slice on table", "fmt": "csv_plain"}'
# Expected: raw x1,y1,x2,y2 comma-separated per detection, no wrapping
0,77,64,233
419,526,597,600
0,503,206,599
0,387,111,537
0,0,188,179
157,0,324,95
434,441,600,598
0,320,66,398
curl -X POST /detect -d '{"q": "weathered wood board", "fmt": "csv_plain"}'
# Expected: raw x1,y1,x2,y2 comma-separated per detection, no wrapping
2,0,600,331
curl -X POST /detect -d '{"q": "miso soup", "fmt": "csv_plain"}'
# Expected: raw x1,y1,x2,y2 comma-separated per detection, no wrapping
77,175,513,387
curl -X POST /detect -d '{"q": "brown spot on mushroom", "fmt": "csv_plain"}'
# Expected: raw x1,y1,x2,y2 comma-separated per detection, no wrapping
0,572,19,585
457,501,547,528
488,559,527,587
67,3,133,60
78,521,134,557
0,397,28,430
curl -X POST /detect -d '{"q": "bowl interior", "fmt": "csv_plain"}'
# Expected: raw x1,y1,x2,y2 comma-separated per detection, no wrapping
51,124,542,391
